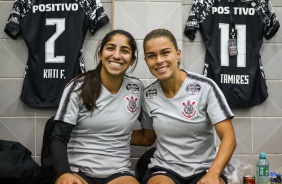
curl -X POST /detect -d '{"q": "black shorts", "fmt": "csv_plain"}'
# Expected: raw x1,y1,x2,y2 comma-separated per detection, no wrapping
73,169,136,184
142,167,227,184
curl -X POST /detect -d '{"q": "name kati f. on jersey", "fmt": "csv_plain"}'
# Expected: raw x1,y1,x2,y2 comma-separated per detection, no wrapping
4,0,110,108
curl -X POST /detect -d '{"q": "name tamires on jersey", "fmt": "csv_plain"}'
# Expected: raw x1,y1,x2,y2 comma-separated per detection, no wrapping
5,0,109,108
184,0,280,108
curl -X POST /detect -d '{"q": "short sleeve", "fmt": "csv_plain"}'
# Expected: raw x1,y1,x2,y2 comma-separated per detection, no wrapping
55,81,81,125
80,0,110,35
206,80,234,125
140,96,154,130
184,0,214,41
4,0,34,39
4,0,22,39
253,0,280,39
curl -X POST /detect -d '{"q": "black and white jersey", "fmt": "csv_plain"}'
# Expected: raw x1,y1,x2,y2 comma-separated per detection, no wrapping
4,0,109,107
184,0,279,108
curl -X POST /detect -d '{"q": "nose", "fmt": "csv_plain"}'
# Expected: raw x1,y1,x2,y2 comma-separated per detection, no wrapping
156,55,164,64
113,49,121,60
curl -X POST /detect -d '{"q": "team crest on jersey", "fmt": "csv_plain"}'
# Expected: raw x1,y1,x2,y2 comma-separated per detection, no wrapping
126,83,139,94
186,82,201,95
182,100,197,119
125,95,138,113
146,87,157,99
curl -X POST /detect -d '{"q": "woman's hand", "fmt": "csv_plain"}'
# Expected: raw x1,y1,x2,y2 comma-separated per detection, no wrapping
56,173,83,184
197,172,225,184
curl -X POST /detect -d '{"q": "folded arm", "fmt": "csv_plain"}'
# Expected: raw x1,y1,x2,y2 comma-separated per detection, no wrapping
131,128,156,146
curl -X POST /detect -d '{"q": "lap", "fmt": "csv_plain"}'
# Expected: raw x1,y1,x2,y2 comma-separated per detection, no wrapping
73,173,89,184
147,175,176,184
142,167,227,184
74,170,139,184
108,175,140,184
142,168,181,184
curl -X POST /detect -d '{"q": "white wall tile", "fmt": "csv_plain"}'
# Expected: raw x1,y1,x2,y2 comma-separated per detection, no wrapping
182,42,205,74
233,118,253,154
83,40,100,71
0,79,36,117
114,2,148,39
182,0,193,5
253,118,282,153
35,108,57,117
252,81,282,117
0,118,36,154
0,40,27,78
148,2,182,40
130,40,150,79
267,155,282,173
261,43,282,80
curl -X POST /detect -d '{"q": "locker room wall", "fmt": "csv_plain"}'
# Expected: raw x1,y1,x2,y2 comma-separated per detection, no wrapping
0,0,282,176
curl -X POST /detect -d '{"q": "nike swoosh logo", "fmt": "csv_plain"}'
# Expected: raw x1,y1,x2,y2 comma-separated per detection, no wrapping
150,108,159,114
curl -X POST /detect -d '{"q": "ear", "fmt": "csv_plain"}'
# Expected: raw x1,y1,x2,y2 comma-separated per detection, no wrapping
98,51,102,61
177,49,182,62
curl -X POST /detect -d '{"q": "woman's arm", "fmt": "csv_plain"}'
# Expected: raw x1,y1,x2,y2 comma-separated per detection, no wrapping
131,128,156,146
51,121,85,184
199,118,236,184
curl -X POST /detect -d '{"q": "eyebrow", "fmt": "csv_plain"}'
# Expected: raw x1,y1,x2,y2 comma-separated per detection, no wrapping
145,48,171,55
105,43,132,51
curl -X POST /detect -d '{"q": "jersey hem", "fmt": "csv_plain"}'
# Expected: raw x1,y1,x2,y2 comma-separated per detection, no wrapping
229,95,268,109
20,96,59,108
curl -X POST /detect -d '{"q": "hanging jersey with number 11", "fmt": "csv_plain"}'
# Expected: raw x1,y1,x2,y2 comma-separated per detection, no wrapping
184,0,279,108
4,0,109,108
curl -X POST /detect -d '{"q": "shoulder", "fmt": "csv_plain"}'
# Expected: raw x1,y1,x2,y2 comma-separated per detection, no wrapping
192,0,214,13
65,75,85,92
184,71,224,95
251,0,274,12
77,0,102,7
145,79,159,91
186,71,216,86
124,75,143,85
143,79,160,99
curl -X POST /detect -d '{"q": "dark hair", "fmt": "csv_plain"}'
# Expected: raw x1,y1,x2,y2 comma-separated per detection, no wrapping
143,29,178,51
73,30,138,111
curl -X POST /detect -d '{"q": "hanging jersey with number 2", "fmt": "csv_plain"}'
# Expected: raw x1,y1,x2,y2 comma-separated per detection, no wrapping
184,0,279,108
4,0,109,107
